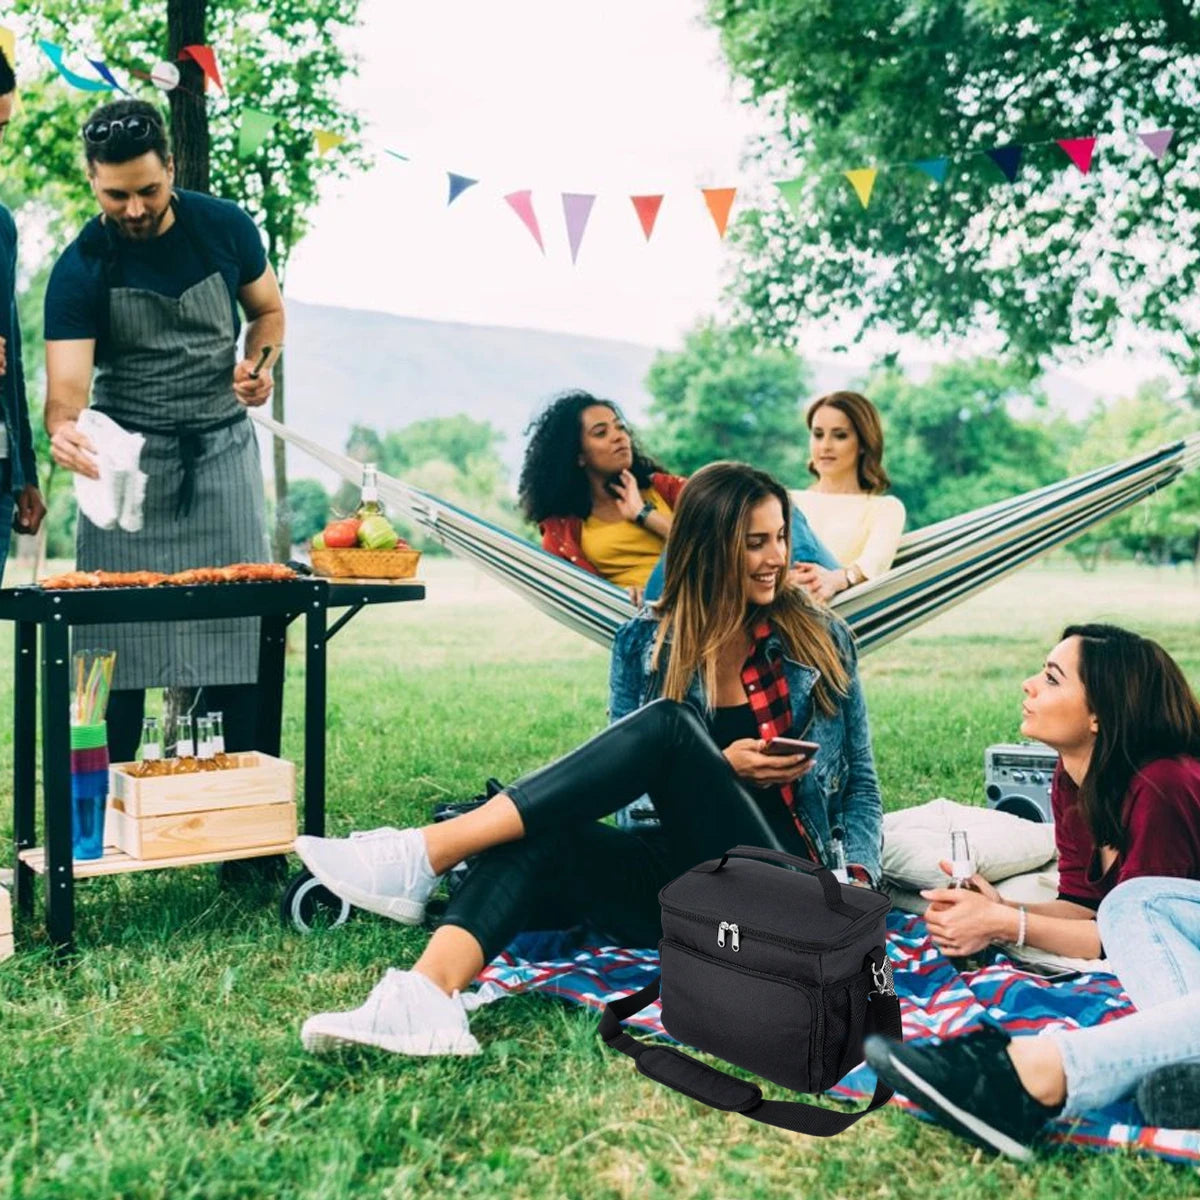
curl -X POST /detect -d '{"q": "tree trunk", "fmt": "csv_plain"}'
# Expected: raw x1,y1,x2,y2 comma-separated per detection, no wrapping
272,352,291,561
166,0,210,193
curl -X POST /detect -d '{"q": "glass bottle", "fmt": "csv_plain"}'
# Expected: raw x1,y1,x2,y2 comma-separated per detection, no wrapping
135,716,167,777
829,825,849,884
193,716,216,771
355,461,383,518
208,710,234,769
949,829,977,890
171,714,199,774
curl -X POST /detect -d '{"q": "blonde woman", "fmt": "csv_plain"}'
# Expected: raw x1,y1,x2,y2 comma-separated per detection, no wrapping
791,391,906,603
294,462,884,1057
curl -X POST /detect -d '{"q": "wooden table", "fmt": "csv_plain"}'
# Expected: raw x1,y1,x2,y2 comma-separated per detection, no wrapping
0,576,424,952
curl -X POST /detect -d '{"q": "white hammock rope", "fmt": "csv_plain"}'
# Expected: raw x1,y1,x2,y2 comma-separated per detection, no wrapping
253,412,1198,654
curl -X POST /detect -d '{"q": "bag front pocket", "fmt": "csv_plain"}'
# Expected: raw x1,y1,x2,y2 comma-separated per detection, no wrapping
659,938,819,1093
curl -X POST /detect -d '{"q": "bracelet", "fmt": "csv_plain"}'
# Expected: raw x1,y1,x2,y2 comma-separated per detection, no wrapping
1016,905,1028,948
634,502,654,527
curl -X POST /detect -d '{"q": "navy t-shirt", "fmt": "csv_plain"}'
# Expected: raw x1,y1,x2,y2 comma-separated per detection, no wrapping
44,189,268,343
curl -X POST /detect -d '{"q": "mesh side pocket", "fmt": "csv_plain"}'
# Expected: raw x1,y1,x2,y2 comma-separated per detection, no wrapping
816,971,872,1092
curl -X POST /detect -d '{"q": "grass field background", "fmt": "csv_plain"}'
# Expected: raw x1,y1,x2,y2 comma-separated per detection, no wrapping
1,557,1198,1198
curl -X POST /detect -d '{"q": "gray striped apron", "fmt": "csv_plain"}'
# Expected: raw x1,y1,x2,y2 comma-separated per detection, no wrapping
75,241,269,690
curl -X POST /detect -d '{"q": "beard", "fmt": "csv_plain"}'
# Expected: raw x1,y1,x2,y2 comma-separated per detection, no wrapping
115,207,168,240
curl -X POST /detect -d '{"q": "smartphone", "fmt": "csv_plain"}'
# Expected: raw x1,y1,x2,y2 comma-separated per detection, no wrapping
603,472,625,500
764,736,820,759
249,345,273,379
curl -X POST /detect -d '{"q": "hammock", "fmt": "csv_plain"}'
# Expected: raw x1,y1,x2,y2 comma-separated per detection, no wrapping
253,413,1199,654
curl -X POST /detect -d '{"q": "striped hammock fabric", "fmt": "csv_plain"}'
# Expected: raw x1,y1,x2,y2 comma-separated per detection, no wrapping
253,413,1198,654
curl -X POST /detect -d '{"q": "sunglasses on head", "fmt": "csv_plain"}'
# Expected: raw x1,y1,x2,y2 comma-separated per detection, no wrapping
82,114,160,145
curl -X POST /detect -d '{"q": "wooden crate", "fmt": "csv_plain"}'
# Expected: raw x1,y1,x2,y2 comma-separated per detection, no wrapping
107,751,297,861
0,884,11,962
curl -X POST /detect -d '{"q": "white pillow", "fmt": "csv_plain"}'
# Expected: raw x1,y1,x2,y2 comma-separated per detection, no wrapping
883,797,1057,890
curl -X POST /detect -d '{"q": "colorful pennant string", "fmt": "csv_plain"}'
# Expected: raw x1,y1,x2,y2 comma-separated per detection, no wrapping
314,129,346,156
630,194,664,241
774,177,805,217
0,26,15,68
562,192,596,264
913,157,949,184
38,40,111,91
178,44,223,93
504,190,545,253
1138,128,1174,160
986,144,1023,182
237,108,278,158
1057,136,1097,174
447,172,478,205
702,187,737,238
843,168,878,209
87,59,130,94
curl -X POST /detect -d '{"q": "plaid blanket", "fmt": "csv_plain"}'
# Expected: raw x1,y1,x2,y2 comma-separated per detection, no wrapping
474,911,1200,1165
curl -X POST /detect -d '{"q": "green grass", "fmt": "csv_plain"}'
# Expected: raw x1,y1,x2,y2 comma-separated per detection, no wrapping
2,559,1199,1199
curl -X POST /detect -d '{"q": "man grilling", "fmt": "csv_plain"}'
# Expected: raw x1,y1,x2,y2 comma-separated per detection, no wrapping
44,99,284,762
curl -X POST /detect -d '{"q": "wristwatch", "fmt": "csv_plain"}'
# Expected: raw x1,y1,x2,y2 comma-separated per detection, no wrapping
844,563,866,588
634,502,655,527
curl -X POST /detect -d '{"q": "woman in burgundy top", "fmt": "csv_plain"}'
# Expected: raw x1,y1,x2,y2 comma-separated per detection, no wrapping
921,623,1200,961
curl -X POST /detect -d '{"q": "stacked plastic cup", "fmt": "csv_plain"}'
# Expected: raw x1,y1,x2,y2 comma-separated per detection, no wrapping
70,721,109,860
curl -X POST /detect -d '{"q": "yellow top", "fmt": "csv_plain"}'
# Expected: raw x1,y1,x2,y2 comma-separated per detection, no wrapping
791,490,906,580
581,487,673,588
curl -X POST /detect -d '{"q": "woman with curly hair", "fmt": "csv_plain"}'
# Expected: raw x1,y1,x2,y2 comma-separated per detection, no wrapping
519,390,837,602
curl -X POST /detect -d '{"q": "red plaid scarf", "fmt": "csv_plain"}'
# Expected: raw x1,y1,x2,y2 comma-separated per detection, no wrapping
740,621,869,884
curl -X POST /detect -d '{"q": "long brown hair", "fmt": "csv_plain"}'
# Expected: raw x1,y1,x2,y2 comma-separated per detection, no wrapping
806,391,890,493
1066,623,1200,850
651,462,850,717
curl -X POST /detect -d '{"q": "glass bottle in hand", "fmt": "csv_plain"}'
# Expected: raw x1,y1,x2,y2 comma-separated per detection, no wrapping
949,829,978,890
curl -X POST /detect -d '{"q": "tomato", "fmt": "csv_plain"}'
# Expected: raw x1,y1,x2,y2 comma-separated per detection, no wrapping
322,518,361,548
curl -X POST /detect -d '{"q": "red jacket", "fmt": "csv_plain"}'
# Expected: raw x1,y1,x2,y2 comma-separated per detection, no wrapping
539,472,687,576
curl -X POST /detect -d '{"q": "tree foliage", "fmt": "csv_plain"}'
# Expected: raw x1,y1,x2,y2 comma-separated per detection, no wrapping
708,1,1200,378
644,321,811,480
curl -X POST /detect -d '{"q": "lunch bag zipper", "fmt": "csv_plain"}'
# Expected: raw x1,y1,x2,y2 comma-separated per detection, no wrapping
664,899,879,953
717,921,741,951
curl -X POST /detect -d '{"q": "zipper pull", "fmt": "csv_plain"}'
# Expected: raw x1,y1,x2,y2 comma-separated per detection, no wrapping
717,920,728,948
730,923,740,952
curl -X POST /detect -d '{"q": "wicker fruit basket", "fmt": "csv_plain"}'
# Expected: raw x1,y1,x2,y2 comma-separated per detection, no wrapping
310,546,422,579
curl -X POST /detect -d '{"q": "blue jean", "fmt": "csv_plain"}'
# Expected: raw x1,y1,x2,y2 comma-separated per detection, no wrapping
1050,876,1200,1117
643,508,838,602
0,487,12,587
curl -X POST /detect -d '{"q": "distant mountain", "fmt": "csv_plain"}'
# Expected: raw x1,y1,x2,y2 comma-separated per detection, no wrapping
272,300,1100,490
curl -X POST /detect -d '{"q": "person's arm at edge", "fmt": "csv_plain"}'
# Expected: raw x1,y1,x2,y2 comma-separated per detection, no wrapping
45,338,99,478
852,495,906,582
233,264,285,407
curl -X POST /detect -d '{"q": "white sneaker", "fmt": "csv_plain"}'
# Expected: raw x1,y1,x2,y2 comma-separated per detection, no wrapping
301,969,481,1057
293,827,440,924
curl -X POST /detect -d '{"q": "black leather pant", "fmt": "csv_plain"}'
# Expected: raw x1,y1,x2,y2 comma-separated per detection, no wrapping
437,698,797,959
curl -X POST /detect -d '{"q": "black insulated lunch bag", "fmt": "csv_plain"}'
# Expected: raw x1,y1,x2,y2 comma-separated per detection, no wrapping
600,845,902,1136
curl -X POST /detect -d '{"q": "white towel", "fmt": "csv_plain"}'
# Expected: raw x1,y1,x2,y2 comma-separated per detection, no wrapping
73,409,148,533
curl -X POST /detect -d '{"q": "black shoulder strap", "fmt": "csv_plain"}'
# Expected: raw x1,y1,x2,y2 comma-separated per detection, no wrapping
599,952,902,1137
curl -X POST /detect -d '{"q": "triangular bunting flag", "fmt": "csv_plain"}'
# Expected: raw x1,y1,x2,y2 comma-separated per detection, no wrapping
1057,136,1097,175
562,193,596,264
178,44,223,93
774,177,805,218
237,108,278,158
630,194,664,241
843,168,878,209
88,59,131,94
913,158,948,184
1138,129,1174,160
314,129,346,156
504,190,544,254
0,27,16,68
447,173,478,205
701,187,737,238
385,149,410,162
38,40,111,91
985,144,1023,182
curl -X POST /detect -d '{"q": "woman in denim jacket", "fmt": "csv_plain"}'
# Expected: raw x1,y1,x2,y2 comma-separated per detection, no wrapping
294,462,885,1057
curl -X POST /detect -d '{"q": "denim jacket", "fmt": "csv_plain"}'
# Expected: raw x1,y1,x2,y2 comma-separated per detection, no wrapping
608,610,883,885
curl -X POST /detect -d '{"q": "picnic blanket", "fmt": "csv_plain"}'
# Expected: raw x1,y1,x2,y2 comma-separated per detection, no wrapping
472,910,1200,1165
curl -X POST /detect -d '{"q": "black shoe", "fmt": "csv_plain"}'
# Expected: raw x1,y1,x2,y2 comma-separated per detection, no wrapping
864,1027,1062,1161
1136,1063,1200,1129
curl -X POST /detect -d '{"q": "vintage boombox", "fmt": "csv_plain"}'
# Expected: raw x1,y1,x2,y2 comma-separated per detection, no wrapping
984,742,1058,823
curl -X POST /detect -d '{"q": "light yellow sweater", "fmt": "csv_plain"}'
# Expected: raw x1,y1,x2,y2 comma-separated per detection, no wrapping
791,490,906,580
